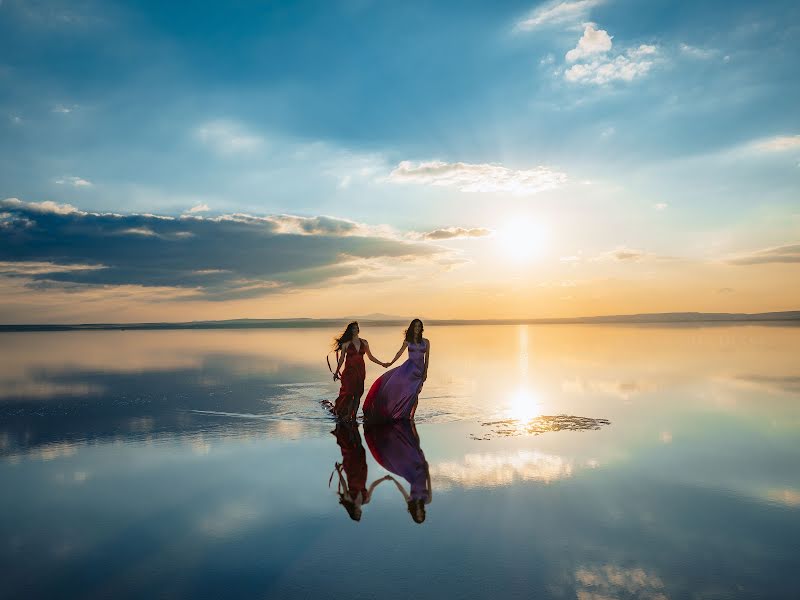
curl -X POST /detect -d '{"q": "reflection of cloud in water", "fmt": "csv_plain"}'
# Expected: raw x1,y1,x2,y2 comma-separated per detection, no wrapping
765,488,800,507
476,415,610,439
197,499,263,538
34,442,80,461
562,378,658,400
430,450,579,489
723,374,800,395
0,381,103,400
575,564,667,600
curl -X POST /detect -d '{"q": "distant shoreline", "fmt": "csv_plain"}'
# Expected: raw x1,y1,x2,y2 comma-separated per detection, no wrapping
1,311,799,332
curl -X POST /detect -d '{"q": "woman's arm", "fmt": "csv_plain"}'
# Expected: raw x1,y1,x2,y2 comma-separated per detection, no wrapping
364,475,392,502
385,342,408,367
386,475,411,502
425,465,432,504
363,340,385,367
422,338,430,382
333,342,348,380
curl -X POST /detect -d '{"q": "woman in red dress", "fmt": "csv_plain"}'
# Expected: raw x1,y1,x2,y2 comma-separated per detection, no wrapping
329,322,387,421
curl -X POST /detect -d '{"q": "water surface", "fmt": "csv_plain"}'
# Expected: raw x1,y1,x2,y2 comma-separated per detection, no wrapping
1,325,798,599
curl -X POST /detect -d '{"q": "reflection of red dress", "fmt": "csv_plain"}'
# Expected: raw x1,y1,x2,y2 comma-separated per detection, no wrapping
333,423,367,497
334,341,366,420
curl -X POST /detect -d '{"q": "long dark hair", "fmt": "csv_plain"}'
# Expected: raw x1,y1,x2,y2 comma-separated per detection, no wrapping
407,498,426,524
333,321,359,350
404,319,424,344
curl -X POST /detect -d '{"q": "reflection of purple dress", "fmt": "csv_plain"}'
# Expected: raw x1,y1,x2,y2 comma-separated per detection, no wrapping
362,341,426,422
365,420,430,501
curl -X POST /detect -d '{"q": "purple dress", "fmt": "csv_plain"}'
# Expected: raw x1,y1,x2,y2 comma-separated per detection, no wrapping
364,420,430,502
362,340,426,422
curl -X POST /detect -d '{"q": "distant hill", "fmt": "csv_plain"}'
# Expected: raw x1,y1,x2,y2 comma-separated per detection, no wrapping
1,311,798,332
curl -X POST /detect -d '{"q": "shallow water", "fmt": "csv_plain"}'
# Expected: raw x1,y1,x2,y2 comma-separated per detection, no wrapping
1,325,798,599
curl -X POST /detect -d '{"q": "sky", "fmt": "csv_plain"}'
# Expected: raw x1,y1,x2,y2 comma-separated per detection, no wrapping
0,0,798,323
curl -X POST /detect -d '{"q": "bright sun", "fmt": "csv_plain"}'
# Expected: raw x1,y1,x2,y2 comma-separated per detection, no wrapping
497,219,548,262
507,387,541,422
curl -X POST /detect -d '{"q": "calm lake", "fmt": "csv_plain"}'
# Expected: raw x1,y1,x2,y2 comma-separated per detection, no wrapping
1,325,798,599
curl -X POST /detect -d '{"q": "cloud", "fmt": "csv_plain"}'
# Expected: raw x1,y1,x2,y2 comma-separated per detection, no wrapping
430,450,575,489
565,25,613,62
750,135,800,152
187,203,209,214
593,246,650,262
515,0,603,31
55,176,92,187
195,120,263,155
679,43,717,60
565,44,658,84
388,160,567,194
420,227,492,240
654,202,668,210
727,243,800,265
52,104,77,114
0,198,440,300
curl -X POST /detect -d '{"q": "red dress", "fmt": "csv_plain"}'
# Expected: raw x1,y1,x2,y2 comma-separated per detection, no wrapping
334,341,366,420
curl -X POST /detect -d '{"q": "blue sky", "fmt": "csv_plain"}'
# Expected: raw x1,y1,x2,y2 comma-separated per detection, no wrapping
0,0,798,321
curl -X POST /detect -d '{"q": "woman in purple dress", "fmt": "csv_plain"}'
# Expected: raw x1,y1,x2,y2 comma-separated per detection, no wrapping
362,319,430,422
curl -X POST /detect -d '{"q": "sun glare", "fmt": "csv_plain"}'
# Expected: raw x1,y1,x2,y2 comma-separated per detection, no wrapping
507,387,542,423
497,220,548,262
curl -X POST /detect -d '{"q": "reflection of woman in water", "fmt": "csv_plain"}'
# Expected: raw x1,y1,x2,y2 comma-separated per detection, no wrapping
330,422,390,521
327,322,386,421
363,319,429,422
365,419,432,524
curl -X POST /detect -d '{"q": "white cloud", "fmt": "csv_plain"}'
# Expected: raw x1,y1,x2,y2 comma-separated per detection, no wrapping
2,198,82,215
565,25,613,62
565,44,658,84
187,203,210,213
388,160,567,194
195,120,263,155
654,202,668,210
751,135,800,152
55,176,92,187
52,104,77,114
515,0,604,31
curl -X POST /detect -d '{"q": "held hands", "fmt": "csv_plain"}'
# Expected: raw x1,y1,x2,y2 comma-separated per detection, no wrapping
333,372,340,381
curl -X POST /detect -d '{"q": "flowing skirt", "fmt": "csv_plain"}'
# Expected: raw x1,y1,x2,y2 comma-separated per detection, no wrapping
362,358,423,422
365,420,429,501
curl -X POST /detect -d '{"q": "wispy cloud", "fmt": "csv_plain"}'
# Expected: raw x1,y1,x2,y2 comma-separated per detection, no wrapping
654,202,668,210
388,161,567,194
515,0,603,31
186,203,210,214
750,135,800,152
0,198,441,300
727,243,800,265
593,246,651,262
679,43,717,60
420,227,493,241
195,120,264,155
55,176,92,187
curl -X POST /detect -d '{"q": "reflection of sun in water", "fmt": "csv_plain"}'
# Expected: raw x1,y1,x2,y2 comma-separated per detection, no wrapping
497,220,548,262
507,387,541,423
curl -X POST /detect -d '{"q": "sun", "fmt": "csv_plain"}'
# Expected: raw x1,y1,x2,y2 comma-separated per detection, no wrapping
506,387,542,423
497,219,549,262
